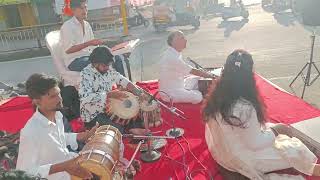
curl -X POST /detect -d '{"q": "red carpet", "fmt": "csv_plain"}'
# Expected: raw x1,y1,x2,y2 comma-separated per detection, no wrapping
1,74,320,179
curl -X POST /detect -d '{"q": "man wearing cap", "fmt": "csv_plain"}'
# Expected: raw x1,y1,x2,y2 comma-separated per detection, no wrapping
79,46,148,134
60,0,103,72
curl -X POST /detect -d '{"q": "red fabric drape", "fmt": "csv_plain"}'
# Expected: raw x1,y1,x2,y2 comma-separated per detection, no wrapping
1,74,320,179
63,0,73,16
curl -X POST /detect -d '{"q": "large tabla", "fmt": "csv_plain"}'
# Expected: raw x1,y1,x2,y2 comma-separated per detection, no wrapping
107,91,140,124
72,125,123,180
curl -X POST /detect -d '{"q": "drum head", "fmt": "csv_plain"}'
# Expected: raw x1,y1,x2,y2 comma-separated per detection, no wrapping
109,91,140,119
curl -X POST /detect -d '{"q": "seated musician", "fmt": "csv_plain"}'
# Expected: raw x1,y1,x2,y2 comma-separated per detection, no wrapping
60,0,103,72
159,31,214,104
203,49,320,179
79,46,148,135
16,73,98,180
60,0,127,74
58,0,130,122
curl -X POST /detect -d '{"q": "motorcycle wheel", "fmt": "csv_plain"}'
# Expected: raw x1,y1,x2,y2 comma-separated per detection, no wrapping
272,0,284,13
192,19,200,29
154,24,166,32
262,0,268,6
144,20,150,27
242,10,249,19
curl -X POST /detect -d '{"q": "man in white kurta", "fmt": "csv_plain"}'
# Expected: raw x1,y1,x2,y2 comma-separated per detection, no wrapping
159,31,214,104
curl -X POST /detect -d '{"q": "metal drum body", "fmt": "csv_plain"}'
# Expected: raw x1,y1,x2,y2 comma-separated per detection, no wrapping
72,125,123,180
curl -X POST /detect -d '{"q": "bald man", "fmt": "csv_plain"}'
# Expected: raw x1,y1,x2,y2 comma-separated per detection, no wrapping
158,31,214,104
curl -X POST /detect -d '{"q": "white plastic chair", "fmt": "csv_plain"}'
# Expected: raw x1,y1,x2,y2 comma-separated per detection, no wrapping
45,31,80,88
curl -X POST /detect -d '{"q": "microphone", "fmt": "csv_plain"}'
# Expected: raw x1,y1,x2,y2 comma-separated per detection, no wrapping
148,91,158,104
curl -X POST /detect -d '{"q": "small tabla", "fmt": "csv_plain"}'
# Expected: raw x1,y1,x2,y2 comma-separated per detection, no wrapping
198,78,213,96
140,99,163,128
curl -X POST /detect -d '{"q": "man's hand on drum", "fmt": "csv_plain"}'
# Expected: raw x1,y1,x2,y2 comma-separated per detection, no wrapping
63,157,93,179
77,122,99,143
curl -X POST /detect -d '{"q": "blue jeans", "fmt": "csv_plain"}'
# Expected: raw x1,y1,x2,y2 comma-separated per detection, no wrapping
68,56,90,72
68,55,126,74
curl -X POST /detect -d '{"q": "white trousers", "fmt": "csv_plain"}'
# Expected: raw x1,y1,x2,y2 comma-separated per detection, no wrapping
160,76,203,104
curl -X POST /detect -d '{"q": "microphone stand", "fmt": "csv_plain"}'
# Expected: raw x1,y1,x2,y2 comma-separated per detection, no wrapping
144,90,187,138
134,89,187,162
123,134,175,163
161,91,185,138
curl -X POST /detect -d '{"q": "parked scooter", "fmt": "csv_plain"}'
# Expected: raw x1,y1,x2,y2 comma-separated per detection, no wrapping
262,0,292,13
221,0,249,20
127,7,150,28
152,0,200,32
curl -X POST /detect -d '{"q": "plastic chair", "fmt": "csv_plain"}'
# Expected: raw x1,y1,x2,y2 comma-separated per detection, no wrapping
45,31,80,88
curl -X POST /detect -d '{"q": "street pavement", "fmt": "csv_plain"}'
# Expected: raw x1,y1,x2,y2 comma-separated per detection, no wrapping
1,2,320,108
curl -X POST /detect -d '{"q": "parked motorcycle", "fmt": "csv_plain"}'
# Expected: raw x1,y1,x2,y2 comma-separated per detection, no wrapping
152,0,200,32
127,8,150,28
221,0,249,21
262,0,293,13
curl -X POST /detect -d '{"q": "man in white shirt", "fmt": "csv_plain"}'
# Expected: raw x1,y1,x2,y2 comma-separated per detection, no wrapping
16,73,98,180
60,0,103,72
159,31,214,104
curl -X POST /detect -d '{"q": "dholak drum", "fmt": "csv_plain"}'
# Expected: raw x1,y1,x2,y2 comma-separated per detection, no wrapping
198,78,213,96
107,91,140,125
72,125,123,180
140,100,162,128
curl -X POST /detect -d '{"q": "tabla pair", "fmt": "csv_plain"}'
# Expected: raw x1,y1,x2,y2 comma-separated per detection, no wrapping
105,91,162,128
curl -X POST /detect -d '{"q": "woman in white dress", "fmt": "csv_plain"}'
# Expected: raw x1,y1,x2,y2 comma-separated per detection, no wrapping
203,49,320,180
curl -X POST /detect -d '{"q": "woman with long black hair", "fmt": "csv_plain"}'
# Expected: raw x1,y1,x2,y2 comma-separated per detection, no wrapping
203,49,320,179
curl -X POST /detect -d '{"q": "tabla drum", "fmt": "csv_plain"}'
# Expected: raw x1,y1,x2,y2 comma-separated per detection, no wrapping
71,125,123,180
107,91,140,125
198,78,213,96
140,99,162,128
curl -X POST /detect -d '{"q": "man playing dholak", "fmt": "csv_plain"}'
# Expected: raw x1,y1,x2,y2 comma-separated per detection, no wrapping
159,31,215,104
79,46,149,135
16,73,97,180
